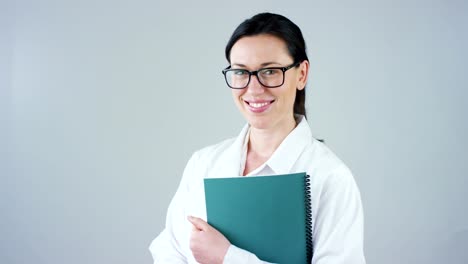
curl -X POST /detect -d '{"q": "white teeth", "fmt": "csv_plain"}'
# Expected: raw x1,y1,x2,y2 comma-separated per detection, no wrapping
250,102,269,108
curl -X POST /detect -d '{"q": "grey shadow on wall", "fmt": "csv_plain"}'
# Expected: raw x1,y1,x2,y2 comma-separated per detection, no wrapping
432,229,468,263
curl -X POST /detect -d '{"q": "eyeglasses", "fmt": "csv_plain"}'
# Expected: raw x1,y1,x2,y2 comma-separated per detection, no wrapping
222,62,300,89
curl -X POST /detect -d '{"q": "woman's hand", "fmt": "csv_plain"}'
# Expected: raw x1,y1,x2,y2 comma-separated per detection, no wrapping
188,216,231,264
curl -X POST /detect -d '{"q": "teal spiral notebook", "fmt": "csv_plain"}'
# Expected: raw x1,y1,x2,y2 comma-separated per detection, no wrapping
204,172,312,264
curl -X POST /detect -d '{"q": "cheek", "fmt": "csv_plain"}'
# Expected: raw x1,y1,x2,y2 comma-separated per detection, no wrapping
273,85,297,105
278,75,297,93
231,90,244,105
231,89,244,98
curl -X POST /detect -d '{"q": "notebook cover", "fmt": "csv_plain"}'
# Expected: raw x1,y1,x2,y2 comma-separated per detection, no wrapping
204,172,310,264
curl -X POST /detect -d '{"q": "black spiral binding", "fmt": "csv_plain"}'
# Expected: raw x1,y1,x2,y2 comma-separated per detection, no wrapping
304,174,313,263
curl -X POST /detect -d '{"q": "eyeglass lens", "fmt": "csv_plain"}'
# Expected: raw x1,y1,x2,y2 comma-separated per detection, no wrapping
225,68,284,89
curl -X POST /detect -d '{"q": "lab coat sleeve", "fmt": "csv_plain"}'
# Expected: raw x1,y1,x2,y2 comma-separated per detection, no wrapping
223,244,275,264
311,165,366,264
149,153,199,264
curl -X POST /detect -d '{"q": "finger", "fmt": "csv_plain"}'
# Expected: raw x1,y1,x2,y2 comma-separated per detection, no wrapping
187,215,208,231
191,223,201,232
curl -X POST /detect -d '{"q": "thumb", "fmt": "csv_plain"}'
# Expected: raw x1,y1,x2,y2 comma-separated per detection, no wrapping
188,216,208,231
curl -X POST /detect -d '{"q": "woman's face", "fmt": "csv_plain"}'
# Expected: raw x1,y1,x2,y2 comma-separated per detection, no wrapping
229,34,308,130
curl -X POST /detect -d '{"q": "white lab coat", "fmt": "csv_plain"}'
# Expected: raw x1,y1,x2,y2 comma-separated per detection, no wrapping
149,116,366,264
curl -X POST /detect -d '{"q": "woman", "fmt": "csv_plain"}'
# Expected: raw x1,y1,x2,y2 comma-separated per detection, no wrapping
150,13,365,264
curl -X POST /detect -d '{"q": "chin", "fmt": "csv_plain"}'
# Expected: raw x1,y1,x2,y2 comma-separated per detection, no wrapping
245,114,274,130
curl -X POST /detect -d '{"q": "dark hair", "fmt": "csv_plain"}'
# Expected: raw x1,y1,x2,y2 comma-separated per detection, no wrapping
225,13,309,118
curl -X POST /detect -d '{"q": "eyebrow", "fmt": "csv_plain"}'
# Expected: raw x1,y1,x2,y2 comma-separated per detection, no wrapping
231,62,282,68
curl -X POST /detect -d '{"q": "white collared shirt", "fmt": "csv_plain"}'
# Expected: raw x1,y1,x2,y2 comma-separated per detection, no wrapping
149,116,366,264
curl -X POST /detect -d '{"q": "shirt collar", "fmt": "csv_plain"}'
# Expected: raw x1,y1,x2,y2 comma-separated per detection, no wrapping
238,115,312,175
266,115,312,174
215,122,250,178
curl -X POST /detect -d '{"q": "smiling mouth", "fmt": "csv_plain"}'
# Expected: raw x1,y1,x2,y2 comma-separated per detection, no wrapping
245,100,275,108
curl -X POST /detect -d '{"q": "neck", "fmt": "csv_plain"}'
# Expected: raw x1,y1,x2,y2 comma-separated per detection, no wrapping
248,116,297,158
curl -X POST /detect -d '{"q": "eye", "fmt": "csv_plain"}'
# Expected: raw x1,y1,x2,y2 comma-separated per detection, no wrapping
232,69,248,76
260,68,280,76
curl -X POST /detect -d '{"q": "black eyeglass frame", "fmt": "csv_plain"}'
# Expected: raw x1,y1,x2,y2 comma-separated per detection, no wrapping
221,61,301,89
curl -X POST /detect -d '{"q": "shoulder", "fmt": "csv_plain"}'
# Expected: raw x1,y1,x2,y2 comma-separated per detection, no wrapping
309,140,348,169
184,136,240,177
302,139,355,185
183,124,248,181
192,137,237,162
180,137,238,188
293,116,353,180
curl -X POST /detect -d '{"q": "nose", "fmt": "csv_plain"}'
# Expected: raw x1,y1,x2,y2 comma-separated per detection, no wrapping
246,74,266,94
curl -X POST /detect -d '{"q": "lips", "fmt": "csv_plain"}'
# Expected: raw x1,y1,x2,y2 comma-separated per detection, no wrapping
244,99,275,113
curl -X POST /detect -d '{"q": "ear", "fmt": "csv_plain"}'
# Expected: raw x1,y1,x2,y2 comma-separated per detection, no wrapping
297,60,310,91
